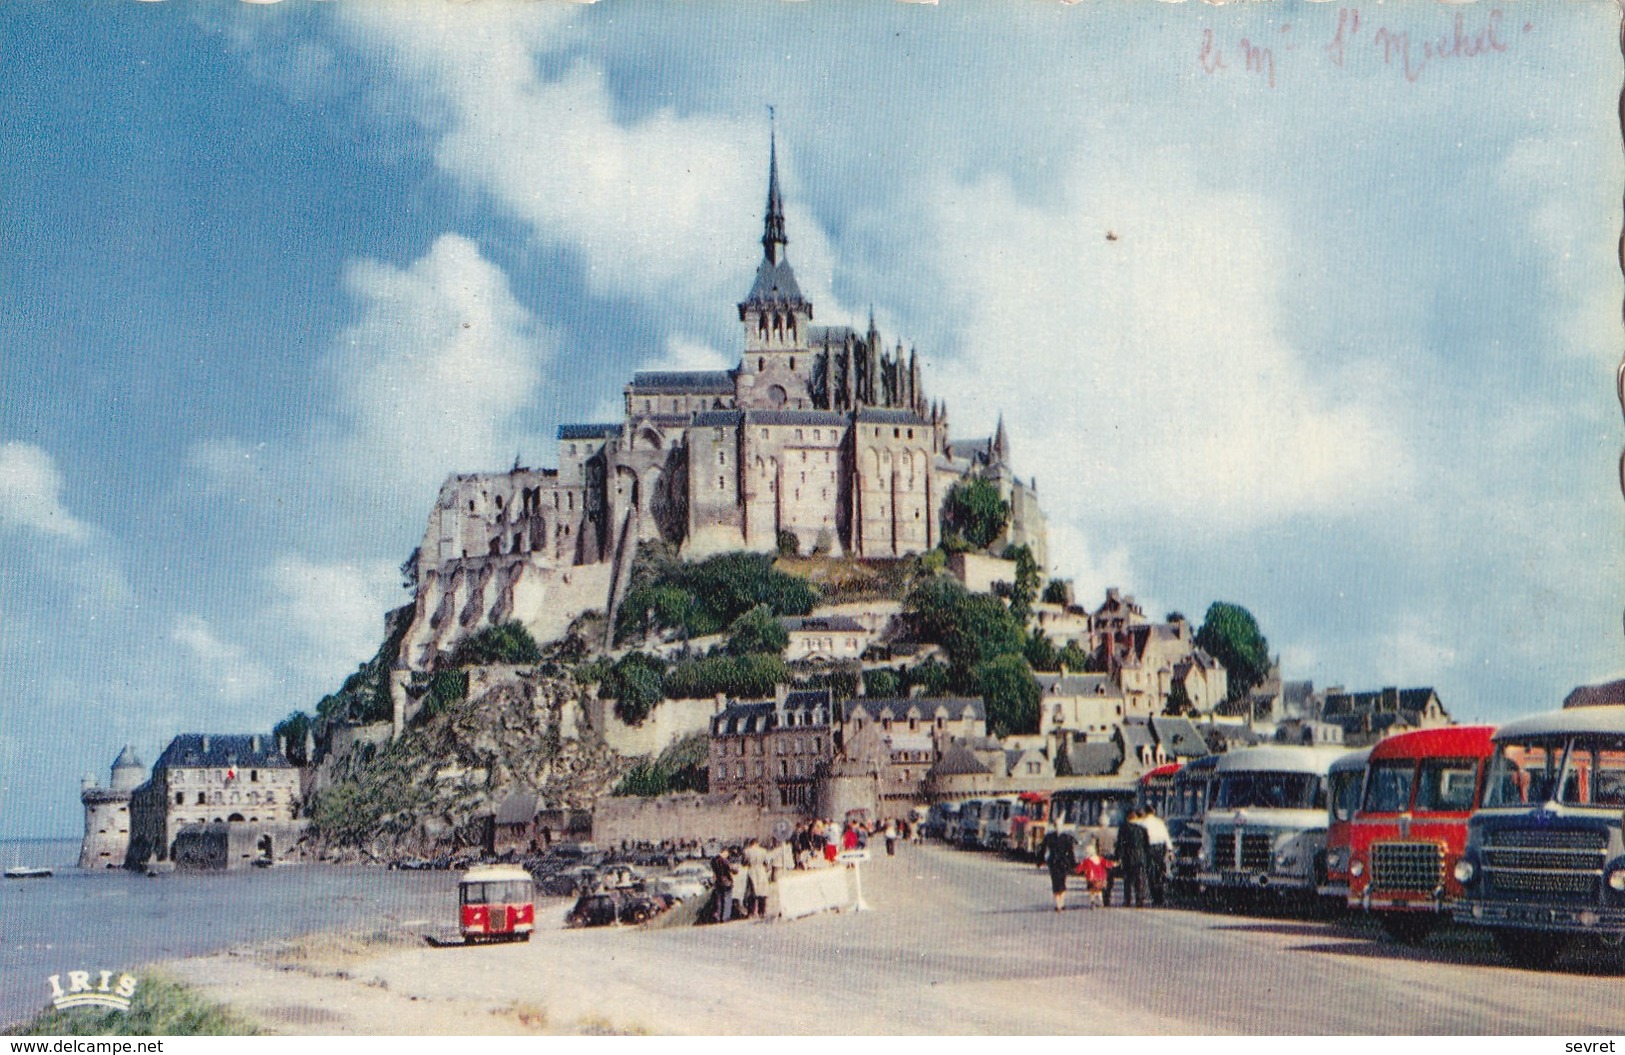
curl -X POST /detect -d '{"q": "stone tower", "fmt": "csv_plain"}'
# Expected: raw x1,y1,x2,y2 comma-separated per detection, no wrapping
78,746,144,870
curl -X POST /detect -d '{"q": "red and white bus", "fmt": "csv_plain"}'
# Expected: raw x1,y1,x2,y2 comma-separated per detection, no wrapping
1319,747,1370,902
1346,725,1496,942
459,864,536,943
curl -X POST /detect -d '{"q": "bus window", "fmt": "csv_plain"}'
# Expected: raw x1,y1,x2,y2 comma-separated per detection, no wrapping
1562,740,1625,806
1483,742,1562,807
1328,769,1363,823
1363,761,1414,813
1415,759,1479,811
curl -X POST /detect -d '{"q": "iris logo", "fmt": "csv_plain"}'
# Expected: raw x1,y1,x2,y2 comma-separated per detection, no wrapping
46,970,138,1012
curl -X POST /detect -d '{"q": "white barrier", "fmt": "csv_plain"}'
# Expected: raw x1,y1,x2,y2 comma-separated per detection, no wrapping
768,860,865,920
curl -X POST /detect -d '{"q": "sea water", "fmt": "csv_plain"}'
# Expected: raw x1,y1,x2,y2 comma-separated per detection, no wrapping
0,838,459,1027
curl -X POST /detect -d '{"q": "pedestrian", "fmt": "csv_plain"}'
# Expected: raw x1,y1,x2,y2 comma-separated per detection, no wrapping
1115,808,1152,908
710,847,737,923
884,818,899,857
824,820,840,864
743,836,771,918
842,821,860,853
1075,841,1112,909
1042,827,1078,912
1136,805,1172,906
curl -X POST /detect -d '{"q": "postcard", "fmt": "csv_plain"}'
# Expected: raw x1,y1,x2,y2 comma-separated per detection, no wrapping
1,0,1621,1040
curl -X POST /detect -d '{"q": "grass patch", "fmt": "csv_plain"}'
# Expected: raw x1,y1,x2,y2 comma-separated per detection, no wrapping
3,971,260,1036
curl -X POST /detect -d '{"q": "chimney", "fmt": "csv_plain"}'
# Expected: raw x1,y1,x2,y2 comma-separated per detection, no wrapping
714,692,727,714
201,735,210,753
251,735,261,754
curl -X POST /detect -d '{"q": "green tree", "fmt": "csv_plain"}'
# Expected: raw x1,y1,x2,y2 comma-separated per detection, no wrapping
980,654,1041,737
864,667,901,699
1042,578,1073,606
605,652,666,725
450,621,541,667
1004,543,1041,624
1057,640,1092,673
905,576,1027,691
725,604,789,657
905,658,952,697
942,477,1010,551
1194,601,1271,702
1024,630,1059,672
273,711,313,766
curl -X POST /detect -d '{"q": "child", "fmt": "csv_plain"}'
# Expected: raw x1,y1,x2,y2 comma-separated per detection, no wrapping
1075,842,1114,909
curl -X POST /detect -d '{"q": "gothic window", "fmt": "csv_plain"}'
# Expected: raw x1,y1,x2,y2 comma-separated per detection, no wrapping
718,476,725,491
495,495,503,510
196,792,205,805
788,317,797,341
789,356,796,372
175,793,183,805
759,356,766,371
894,428,901,439
718,451,726,465
468,500,475,512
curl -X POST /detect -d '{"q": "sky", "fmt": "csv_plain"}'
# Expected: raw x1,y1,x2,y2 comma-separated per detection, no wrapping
1,1,1619,839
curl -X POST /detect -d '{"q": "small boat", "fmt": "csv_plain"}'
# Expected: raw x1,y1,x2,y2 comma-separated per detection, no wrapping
4,866,54,879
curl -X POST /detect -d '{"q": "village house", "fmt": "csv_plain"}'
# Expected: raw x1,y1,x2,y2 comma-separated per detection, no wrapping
780,614,870,662
125,734,305,870
1315,686,1451,746
708,688,837,812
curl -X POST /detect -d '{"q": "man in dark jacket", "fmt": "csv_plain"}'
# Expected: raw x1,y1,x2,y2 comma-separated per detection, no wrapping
1114,808,1153,908
710,849,737,923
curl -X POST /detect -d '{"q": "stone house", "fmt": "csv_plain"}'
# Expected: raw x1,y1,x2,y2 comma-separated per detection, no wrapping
79,747,145,870
781,614,870,662
1316,686,1450,746
126,734,305,870
708,688,836,812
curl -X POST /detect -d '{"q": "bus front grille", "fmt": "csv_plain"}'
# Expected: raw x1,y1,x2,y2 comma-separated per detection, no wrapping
1239,834,1273,872
1483,828,1605,902
1370,841,1443,893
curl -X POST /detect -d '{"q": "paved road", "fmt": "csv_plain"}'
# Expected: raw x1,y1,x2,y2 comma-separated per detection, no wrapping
174,842,1625,1034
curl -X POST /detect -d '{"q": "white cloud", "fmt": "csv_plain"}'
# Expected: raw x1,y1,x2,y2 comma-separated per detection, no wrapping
0,443,90,541
172,614,275,702
264,555,403,689
1044,518,1138,612
927,163,1413,533
321,233,551,499
332,6,853,326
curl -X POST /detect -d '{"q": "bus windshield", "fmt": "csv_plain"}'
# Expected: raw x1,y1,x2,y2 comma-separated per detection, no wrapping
1328,768,1363,823
1482,741,1564,808
461,881,532,905
1362,760,1414,813
1414,757,1481,812
1214,772,1323,810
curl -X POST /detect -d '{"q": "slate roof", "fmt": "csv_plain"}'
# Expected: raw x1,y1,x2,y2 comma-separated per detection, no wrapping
742,409,849,428
557,423,620,441
494,790,539,826
1036,673,1119,697
712,701,779,736
693,410,744,428
855,407,928,426
808,325,859,345
1150,716,1211,759
743,258,808,308
782,615,865,633
1120,722,1156,751
1066,741,1124,777
1563,679,1625,709
1320,687,1440,718
155,734,291,771
112,745,144,771
629,371,736,394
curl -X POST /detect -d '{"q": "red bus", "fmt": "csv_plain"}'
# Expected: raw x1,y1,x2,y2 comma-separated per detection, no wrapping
1007,791,1051,859
459,864,536,943
1346,725,1496,942
1319,747,1370,902
1137,763,1182,818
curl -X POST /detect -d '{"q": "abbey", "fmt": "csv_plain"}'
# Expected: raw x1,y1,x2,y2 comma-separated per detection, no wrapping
400,135,1046,671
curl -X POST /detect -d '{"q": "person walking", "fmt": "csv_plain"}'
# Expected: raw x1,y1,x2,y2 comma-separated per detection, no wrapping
742,837,771,918
1042,827,1078,912
710,848,737,923
1136,805,1172,906
883,819,899,857
1115,808,1152,908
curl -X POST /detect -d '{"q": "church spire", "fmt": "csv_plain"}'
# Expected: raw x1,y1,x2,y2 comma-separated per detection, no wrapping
993,414,1010,465
762,110,788,266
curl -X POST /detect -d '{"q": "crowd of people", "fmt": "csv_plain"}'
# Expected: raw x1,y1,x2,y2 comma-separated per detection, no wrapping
703,814,920,923
1041,805,1172,912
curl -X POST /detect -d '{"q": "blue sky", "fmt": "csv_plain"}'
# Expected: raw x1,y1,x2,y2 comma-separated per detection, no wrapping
0,2,1618,838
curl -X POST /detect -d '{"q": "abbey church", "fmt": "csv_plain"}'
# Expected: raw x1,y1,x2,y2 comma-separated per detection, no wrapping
399,134,1047,672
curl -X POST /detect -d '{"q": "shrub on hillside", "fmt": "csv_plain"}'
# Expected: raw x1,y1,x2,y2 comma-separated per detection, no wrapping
450,622,541,667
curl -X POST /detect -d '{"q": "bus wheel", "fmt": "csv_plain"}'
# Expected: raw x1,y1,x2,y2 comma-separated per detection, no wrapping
1378,913,1435,944
1492,929,1564,970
